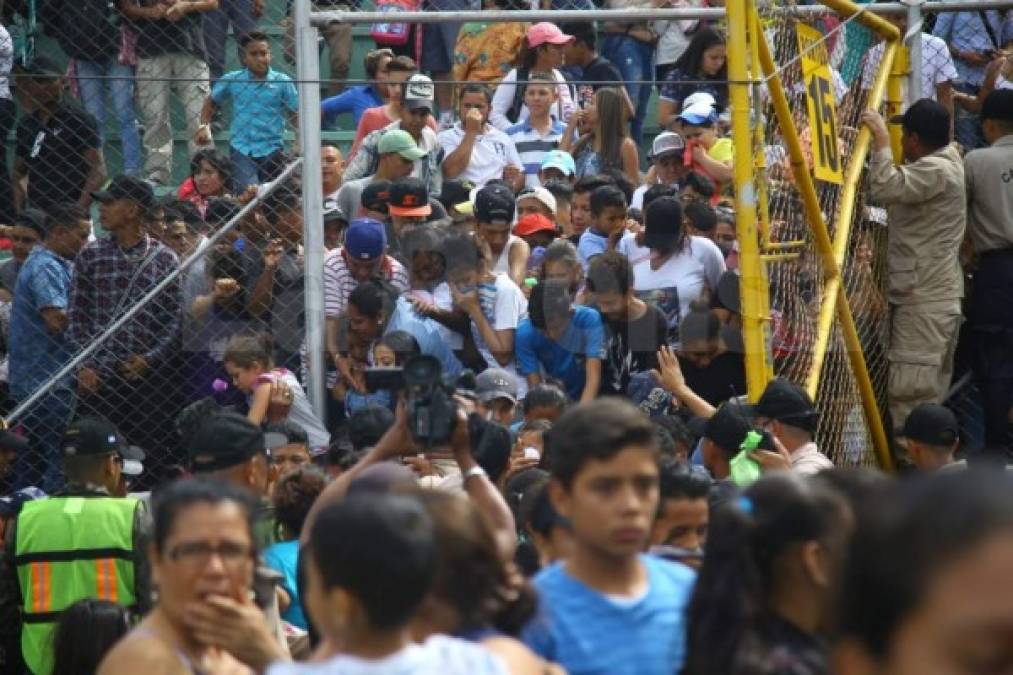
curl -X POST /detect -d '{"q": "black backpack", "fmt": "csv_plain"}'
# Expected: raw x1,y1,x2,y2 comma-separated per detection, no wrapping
507,67,530,125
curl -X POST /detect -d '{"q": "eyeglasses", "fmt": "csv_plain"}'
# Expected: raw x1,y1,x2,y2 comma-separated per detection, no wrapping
167,541,253,568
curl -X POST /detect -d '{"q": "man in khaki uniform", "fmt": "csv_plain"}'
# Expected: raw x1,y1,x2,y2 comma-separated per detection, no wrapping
964,90,1013,461
862,100,966,433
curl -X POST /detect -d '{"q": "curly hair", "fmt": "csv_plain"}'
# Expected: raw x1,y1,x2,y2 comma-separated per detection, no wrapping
272,466,328,539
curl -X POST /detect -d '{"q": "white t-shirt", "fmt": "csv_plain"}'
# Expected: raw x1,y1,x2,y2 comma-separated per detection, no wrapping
0,25,12,100
472,273,528,393
438,124,523,188
861,33,958,105
653,0,702,65
490,68,576,131
632,235,726,333
266,636,508,675
253,369,331,453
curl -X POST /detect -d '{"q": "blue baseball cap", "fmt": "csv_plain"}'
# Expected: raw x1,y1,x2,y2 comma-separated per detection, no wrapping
677,92,718,126
345,218,387,260
540,150,576,177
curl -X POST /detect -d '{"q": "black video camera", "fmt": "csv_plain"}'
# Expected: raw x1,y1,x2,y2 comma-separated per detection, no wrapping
364,355,458,447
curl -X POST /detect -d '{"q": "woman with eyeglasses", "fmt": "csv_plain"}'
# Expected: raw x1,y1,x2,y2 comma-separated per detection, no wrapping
99,479,287,675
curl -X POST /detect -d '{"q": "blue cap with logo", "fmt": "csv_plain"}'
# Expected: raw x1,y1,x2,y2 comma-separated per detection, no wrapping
345,218,387,260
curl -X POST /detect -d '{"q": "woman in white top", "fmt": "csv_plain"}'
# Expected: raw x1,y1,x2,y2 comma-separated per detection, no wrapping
631,196,726,344
490,22,576,131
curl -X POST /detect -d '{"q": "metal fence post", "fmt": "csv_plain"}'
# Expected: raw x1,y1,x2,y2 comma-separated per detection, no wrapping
906,0,925,101
296,0,327,420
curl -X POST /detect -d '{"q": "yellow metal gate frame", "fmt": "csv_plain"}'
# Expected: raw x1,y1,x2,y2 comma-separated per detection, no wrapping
728,0,902,471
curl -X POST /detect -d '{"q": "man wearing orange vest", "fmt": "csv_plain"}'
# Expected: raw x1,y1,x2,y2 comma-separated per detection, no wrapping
0,417,150,674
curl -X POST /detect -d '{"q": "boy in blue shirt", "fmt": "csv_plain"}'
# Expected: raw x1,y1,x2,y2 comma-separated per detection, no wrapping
522,398,697,674
577,184,627,272
515,280,604,405
197,32,299,190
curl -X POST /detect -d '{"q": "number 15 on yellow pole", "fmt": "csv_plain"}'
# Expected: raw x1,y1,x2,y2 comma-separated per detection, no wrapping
796,23,843,185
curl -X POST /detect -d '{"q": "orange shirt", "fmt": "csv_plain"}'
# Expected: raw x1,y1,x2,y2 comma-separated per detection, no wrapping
453,22,528,86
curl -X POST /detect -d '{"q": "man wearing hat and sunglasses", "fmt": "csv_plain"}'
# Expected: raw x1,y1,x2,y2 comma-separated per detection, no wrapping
862,101,965,437
0,417,150,675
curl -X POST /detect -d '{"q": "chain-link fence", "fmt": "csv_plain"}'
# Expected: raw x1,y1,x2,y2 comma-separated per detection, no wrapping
2,0,1011,492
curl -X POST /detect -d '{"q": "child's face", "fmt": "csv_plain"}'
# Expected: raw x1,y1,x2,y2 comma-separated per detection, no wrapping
571,192,592,235
224,361,262,393
524,83,556,117
551,445,659,560
243,40,272,76
373,344,397,368
595,205,627,236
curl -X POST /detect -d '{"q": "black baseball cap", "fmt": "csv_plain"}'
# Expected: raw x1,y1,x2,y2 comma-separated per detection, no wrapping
475,183,515,225
61,417,143,476
753,378,818,432
643,196,683,250
901,403,959,447
704,401,754,454
188,412,267,473
388,177,432,217
361,179,392,214
981,89,1013,122
889,98,950,146
91,175,155,211
439,178,475,212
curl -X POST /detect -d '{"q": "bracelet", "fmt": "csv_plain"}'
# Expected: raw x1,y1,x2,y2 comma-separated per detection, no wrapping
462,465,487,482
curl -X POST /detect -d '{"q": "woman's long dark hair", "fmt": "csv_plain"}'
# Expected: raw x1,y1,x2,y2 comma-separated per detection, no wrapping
672,28,728,81
683,474,848,675
51,599,131,675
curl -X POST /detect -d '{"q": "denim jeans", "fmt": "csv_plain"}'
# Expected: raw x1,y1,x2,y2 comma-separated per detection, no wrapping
12,388,74,494
203,0,258,80
954,82,986,151
230,147,287,190
601,33,655,145
76,58,142,176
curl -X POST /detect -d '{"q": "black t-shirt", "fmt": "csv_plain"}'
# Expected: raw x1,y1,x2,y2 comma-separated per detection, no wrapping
131,0,207,59
15,101,100,212
41,0,120,61
680,351,747,407
601,303,668,396
575,56,624,110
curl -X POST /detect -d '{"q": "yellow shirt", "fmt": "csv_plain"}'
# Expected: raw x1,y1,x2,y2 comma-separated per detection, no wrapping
708,137,734,164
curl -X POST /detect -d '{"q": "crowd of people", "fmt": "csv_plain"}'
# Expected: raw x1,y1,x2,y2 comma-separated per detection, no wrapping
0,0,1012,673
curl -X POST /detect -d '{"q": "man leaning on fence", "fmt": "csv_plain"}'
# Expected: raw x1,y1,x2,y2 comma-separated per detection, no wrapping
964,89,1013,463
67,176,183,476
0,418,151,675
8,205,91,494
862,100,966,436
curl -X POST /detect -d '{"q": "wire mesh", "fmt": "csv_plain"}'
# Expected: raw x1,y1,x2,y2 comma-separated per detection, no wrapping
756,6,890,467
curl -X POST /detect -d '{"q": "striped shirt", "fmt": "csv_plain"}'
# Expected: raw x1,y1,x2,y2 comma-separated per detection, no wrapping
505,119,565,188
322,248,410,318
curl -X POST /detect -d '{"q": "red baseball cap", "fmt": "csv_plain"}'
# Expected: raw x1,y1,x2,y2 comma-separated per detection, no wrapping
514,213,557,237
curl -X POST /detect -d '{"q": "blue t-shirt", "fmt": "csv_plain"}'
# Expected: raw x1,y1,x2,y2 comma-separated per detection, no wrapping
515,306,605,400
262,540,307,630
212,67,298,158
523,555,696,675
577,229,609,272
321,85,384,129
386,297,463,379
8,246,73,399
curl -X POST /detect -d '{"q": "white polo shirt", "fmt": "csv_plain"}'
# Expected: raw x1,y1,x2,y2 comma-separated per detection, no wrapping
438,123,523,188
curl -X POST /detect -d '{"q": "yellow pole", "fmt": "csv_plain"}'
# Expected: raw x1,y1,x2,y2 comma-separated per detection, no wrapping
804,39,898,397
887,44,909,162
819,0,900,41
728,0,769,401
835,286,894,471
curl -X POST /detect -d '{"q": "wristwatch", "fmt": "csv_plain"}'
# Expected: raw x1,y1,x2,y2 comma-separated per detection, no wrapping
463,466,488,482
